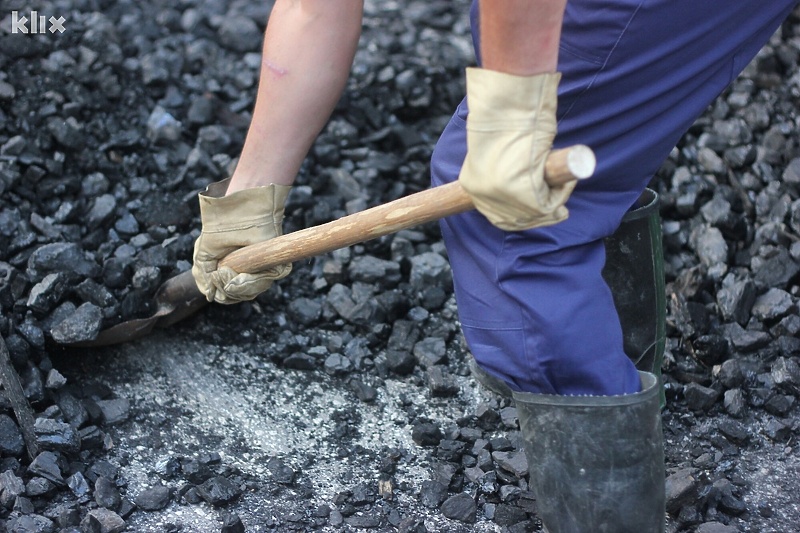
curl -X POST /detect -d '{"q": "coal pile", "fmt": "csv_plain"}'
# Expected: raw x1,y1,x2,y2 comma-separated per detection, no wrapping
1,1,799,532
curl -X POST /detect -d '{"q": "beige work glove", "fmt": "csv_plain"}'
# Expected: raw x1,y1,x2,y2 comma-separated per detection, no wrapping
458,67,577,231
192,178,292,304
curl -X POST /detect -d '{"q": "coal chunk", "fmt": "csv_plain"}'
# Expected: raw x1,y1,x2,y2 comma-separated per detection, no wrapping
0,470,25,508
196,476,242,506
348,255,401,285
771,357,800,394
696,521,738,533
324,353,352,376
493,503,529,527
764,393,795,416
388,320,420,352
753,250,800,289
427,366,459,397
283,353,318,370
67,471,91,500
221,511,246,533
287,298,322,326
5,514,56,532
751,288,794,322
763,419,791,442
80,508,126,533
683,382,720,412
28,451,64,485
385,349,416,376
180,458,212,484
492,450,528,479
436,440,466,462
692,335,729,366
419,480,448,508
440,492,476,523
26,477,55,498
411,422,443,447
95,398,130,425
95,476,121,510
47,116,85,149
716,359,745,389
34,418,80,454
87,194,117,229
409,252,452,290
717,419,749,445
716,276,756,325
134,484,171,511
414,337,447,367
723,389,747,418
146,106,182,144
266,457,295,485
350,380,378,403
0,414,25,456
49,302,103,344
718,322,771,353
26,272,69,314
665,468,699,514
218,15,262,52
690,225,728,277
27,242,99,279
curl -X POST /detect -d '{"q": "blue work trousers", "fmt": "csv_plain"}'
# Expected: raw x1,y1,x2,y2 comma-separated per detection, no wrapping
431,0,798,395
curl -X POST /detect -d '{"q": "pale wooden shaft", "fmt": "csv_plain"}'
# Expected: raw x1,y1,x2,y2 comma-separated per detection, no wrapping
219,145,594,274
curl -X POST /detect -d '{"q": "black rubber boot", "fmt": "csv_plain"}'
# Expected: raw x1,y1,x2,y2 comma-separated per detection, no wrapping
467,356,513,398
513,372,665,533
602,188,666,378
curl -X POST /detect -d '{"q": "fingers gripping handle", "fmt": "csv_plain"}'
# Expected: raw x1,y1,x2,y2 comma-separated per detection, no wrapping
219,145,595,274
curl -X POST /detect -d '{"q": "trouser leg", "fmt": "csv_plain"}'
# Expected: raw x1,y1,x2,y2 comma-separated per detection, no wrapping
432,0,798,395
467,187,667,399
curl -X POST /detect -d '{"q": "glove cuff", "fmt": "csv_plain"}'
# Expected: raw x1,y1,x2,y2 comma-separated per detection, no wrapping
465,67,561,120
198,179,292,232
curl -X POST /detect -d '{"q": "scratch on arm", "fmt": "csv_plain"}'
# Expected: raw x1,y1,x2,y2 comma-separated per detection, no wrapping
263,58,289,77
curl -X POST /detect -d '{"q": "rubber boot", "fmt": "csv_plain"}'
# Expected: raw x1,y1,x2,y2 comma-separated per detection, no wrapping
602,188,666,379
513,371,665,533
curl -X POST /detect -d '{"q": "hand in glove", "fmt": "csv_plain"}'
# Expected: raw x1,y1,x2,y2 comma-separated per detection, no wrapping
458,67,577,231
192,178,292,304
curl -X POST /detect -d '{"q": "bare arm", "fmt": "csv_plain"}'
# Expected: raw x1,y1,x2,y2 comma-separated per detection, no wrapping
479,0,567,75
227,0,364,194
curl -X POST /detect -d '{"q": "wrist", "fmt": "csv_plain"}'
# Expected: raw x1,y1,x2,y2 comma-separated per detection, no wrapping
226,172,293,196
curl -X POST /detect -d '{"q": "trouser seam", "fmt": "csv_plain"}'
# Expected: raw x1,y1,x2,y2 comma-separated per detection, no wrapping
558,0,646,124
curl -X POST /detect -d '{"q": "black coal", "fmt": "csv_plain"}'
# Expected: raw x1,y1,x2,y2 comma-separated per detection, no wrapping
1,1,799,532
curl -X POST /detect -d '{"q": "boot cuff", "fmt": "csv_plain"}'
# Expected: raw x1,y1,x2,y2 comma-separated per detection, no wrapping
511,371,659,408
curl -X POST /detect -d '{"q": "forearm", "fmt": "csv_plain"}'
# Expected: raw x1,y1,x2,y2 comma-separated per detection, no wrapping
479,0,567,75
228,0,363,194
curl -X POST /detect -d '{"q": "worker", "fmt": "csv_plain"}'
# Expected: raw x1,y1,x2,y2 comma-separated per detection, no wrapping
191,1,799,531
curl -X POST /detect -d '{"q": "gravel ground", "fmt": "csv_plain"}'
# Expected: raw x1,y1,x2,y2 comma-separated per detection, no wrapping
1,1,800,532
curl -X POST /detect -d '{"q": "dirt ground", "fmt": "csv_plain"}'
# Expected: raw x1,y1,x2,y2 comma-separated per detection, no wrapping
54,315,800,533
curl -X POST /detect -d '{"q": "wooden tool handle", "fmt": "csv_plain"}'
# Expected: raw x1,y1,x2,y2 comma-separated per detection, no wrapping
219,145,595,274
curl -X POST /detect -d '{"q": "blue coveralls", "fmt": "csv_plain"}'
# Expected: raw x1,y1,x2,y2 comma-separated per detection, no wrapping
431,0,799,395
